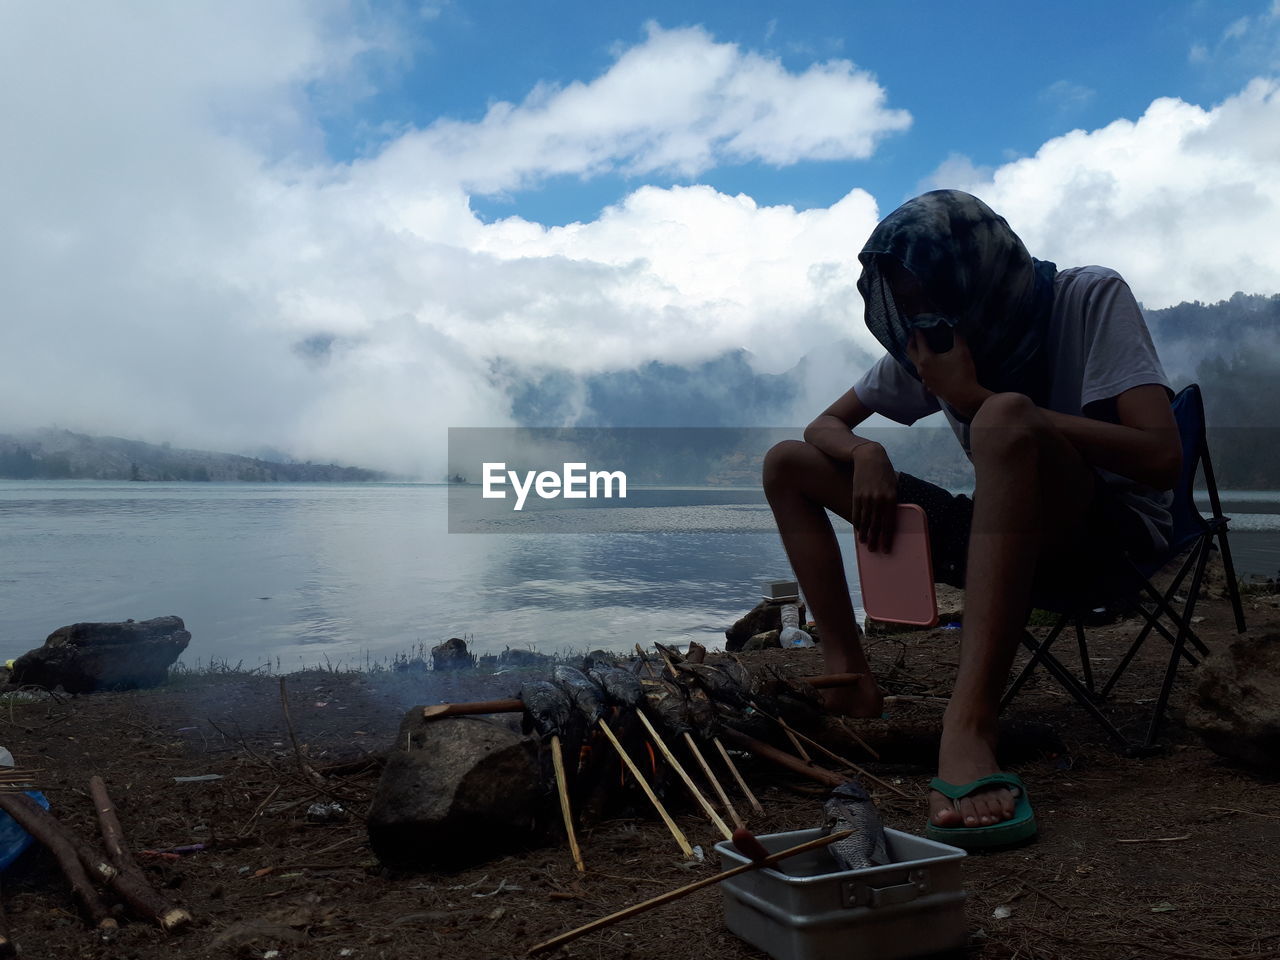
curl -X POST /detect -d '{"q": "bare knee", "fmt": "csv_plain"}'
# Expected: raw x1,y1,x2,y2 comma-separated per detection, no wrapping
762,439,812,495
969,392,1044,461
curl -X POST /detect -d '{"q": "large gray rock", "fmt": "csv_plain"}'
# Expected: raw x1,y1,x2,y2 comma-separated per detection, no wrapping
1186,632,1280,771
430,637,475,671
367,713,542,870
10,616,191,693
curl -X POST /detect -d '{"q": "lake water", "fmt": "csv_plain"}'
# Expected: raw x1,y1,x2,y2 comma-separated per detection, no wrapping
1,480,1277,669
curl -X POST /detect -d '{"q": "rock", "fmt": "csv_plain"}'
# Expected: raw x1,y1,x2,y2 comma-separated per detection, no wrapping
742,629,781,652
430,637,475,671
1186,632,1280,771
726,599,806,652
367,713,542,870
498,647,553,668
9,616,190,693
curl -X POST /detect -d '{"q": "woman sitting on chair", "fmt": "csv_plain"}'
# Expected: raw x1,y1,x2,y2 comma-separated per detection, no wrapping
763,189,1181,849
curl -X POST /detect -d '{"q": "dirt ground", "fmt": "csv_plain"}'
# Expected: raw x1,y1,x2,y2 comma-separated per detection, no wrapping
1,589,1278,960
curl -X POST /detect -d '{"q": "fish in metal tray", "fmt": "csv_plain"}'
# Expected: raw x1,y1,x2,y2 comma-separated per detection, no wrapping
823,781,890,871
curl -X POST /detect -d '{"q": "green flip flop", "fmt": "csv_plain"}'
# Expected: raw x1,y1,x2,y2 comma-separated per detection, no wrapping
924,772,1037,851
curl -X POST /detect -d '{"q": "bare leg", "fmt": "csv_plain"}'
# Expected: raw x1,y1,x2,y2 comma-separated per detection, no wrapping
762,440,884,717
929,394,1096,828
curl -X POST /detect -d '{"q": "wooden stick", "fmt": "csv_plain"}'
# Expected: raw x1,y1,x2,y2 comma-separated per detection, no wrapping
423,698,523,719
833,716,882,761
682,733,743,831
595,720,693,859
762,719,909,800
549,735,585,873
88,777,193,931
420,674,868,722
280,677,323,786
775,717,813,762
634,711,731,840
88,775,141,875
0,795,116,932
717,728,847,788
527,829,853,955
0,791,115,885
714,738,763,815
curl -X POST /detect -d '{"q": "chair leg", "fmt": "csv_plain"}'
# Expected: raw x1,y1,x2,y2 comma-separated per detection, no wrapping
1026,634,1136,750
1215,531,1248,634
1143,534,1213,748
1075,619,1095,693
999,615,1071,712
1100,546,1204,698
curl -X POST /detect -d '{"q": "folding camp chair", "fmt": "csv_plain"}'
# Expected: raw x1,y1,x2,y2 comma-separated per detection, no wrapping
998,383,1247,755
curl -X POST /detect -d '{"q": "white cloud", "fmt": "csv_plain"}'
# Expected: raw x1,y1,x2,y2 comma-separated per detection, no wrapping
384,22,909,193
0,7,898,472
926,79,1280,309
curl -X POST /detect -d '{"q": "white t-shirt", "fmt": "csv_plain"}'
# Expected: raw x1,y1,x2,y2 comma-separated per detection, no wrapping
853,265,1174,552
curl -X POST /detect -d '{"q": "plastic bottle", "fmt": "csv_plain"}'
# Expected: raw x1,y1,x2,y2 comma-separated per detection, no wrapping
779,603,814,647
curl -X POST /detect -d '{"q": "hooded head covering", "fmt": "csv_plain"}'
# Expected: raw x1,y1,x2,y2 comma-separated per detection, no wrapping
856,189,1057,404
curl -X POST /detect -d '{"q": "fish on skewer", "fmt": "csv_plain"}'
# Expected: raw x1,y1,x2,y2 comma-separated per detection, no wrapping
554,667,694,859
591,664,732,838
519,680,585,873
641,679,748,828
822,781,889,872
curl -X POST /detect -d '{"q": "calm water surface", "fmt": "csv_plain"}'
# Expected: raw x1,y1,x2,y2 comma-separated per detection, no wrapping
1,481,1276,668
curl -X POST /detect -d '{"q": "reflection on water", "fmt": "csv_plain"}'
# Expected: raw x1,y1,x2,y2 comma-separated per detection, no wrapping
1,480,1275,668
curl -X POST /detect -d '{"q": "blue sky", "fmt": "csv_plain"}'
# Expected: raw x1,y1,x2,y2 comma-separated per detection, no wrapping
2,1,1279,469
322,1,1274,222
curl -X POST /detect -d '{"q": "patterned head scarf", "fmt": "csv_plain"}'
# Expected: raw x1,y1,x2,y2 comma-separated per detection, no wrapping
856,189,1057,404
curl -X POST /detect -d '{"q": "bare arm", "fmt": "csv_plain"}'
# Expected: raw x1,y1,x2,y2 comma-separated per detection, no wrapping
1041,386,1181,490
803,385,884,461
803,385,900,551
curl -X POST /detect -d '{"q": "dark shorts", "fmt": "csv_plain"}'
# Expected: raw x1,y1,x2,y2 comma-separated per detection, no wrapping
896,472,1157,594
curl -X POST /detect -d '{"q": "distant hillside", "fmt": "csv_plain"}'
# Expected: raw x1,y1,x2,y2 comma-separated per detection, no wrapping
0,430,387,482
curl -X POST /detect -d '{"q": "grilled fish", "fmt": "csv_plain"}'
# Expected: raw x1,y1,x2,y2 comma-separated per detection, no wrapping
587,664,644,709
552,665,607,725
823,780,890,871
518,679,573,739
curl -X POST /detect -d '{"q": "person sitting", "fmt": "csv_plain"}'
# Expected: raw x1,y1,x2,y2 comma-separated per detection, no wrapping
762,189,1181,848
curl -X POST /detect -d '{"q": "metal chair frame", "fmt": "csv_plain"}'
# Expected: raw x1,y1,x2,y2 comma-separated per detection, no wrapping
998,384,1247,755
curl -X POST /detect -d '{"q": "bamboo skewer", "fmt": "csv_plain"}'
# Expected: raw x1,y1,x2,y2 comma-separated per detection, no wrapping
549,735,585,874
634,711,731,840
776,718,813,762
594,720,693,859
834,716,882,761
713,738,763,815
527,829,854,955
683,733,744,830
718,728,847,788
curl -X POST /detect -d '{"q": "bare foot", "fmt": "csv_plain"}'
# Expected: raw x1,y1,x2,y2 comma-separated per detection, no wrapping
928,723,1018,828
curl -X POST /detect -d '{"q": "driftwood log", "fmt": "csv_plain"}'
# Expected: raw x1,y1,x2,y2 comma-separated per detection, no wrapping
89,776,192,932
0,795,116,932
